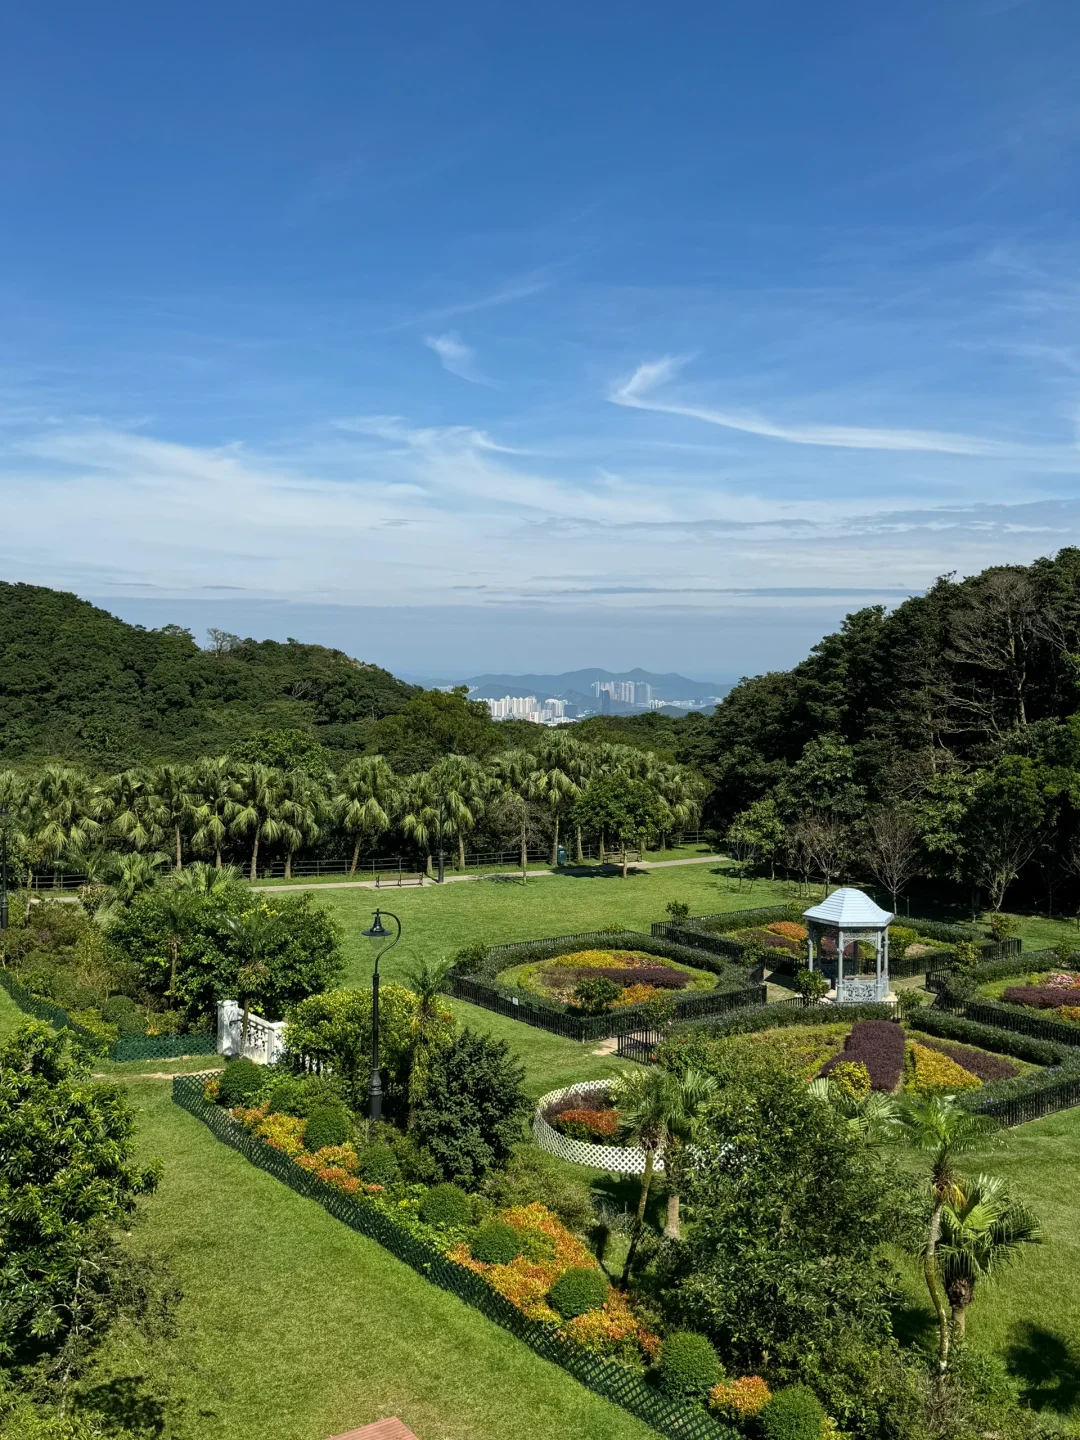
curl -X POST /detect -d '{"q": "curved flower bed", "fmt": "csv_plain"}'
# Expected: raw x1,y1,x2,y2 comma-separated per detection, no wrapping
532,1082,664,1175
502,949,719,1009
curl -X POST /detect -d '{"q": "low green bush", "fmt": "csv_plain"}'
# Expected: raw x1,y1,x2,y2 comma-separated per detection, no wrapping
358,1143,400,1187
760,1385,825,1440
906,1008,1066,1065
482,1147,595,1232
419,1182,472,1229
303,1105,351,1152
470,1220,523,1265
217,1057,264,1107
571,977,622,1015
265,1073,344,1118
101,994,146,1037
548,1266,609,1318
658,1330,721,1400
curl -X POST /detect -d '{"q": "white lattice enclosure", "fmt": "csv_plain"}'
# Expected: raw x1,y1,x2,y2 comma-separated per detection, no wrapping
532,1081,664,1175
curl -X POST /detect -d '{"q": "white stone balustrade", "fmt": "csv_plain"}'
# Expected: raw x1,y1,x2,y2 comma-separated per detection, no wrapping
217,999,287,1065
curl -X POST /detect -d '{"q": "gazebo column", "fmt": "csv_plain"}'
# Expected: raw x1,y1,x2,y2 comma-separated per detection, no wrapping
881,925,889,999
837,929,844,999
807,930,814,972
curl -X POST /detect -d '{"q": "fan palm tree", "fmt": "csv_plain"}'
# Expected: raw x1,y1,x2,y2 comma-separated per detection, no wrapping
428,755,485,870
32,765,104,874
173,860,244,895
189,756,240,869
488,749,541,881
279,768,325,880
154,886,200,1001
334,756,396,876
532,739,581,867
937,1173,1040,1338
402,956,455,1124
401,772,440,877
228,763,287,882
104,768,168,855
104,851,168,905
894,1094,998,1385
610,1065,717,1286
151,763,196,871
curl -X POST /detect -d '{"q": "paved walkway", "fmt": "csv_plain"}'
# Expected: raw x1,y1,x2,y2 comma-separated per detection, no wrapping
251,853,726,894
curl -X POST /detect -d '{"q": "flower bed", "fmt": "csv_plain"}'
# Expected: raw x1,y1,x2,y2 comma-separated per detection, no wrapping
533,1082,662,1175
503,949,717,1008
904,1042,982,1094
1002,972,1080,1018
819,1020,906,1092
173,1076,733,1440
914,1037,1020,1083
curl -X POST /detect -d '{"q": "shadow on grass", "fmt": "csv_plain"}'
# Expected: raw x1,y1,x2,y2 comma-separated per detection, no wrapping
889,1298,937,1355
76,1377,170,1437
552,865,653,881
1004,1321,1080,1414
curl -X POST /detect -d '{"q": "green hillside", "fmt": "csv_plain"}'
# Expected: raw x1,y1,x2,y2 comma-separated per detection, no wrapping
0,583,420,769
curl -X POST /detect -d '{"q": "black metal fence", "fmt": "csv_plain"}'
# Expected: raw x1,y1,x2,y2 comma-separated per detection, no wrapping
172,1077,737,1440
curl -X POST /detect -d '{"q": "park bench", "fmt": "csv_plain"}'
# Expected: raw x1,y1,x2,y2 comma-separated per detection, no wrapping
374,869,425,888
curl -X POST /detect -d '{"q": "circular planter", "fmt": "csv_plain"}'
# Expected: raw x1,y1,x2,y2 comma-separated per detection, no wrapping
532,1081,664,1175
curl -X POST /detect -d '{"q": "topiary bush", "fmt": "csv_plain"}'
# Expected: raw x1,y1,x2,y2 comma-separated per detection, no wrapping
419,1182,472,1229
571,977,622,1015
760,1385,825,1440
470,1220,523,1265
658,1330,722,1400
303,1105,351,1152
358,1143,400,1187
549,1266,609,1318
101,994,146,1037
217,1057,264,1107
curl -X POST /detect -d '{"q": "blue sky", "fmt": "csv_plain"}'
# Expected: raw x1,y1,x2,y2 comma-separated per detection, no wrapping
3,0,1080,680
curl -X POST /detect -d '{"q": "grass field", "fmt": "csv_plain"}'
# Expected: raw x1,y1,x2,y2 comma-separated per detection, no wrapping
6,862,1080,1436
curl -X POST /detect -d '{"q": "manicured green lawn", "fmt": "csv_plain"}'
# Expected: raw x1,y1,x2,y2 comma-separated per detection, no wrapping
89,1080,657,1440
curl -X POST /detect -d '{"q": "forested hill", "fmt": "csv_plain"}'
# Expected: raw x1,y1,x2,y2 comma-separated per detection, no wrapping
686,547,1080,828
0,583,420,769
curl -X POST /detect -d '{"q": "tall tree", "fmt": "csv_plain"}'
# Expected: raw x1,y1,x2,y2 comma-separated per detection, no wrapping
488,749,541,881
31,766,103,872
228,763,286,882
189,756,240,869
150,763,196,871
279,768,325,881
334,755,396,876
575,774,669,877
937,1173,1040,1339
863,806,921,911
103,768,167,855
428,754,486,870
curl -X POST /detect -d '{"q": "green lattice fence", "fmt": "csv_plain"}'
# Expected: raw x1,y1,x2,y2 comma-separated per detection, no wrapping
172,1076,737,1440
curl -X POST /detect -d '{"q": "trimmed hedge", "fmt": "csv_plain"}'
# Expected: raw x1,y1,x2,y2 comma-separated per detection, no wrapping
173,1076,738,1440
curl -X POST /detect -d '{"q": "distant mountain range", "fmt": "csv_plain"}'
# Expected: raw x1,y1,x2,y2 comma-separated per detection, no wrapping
463,668,730,703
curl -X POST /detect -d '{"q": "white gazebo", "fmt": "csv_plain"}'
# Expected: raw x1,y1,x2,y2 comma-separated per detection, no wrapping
802,887,894,1004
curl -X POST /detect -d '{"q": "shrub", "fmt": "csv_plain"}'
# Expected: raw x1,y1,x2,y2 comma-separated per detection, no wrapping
570,978,623,1014
1003,984,1080,1010
887,924,920,956
906,1008,1067,1065
571,966,690,990
767,921,808,942
483,1147,595,1231
905,1043,981,1094
552,1107,619,1142
419,1182,472,1229
453,941,488,974
666,901,690,919
265,1073,344,1118
794,968,829,1001
988,913,1019,942
827,1060,871,1099
658,1331,721,1400
67,1008,119,1053
760,1385,825,1440
358,1143,400,1186
217,1057,264,1107
1058,1005,1080,1024
414,1029,530,1187
470,1220,523,1265
709,1376,771,1418
548,1266,609,1318
819,1020,905,1092
101,994,146,1037
914,1038,1018,1082
303,1105,351,1152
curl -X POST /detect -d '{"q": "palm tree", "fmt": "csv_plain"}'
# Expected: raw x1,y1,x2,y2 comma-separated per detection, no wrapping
428,755,485,870
280,768,325,880
400,772,439,877
334,756,396,876
189,756,240,869
532,739,581,867
402,957,455,1124
32,765,104,875
488,749,540,881
225,907,283,1041
173,860,244,895
610,1065,716,1286
895,1094,998,1385
154,886,199,1001
937,1173,1040,1338
654,763,705,850
151,764,196,871
104,851,168,905
228,764,287,882
104,768,168,855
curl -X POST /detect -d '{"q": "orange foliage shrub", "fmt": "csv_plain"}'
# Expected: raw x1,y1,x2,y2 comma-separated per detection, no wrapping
617,984,662,1007
709,1376,772,1418
767,921,808,942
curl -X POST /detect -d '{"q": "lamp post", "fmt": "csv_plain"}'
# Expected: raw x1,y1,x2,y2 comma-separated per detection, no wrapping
0,808,9,933
361,908,401,1122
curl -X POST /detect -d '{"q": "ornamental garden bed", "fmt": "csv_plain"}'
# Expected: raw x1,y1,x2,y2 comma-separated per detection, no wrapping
174,1071,749,1440
442,928,763,1041
532,1081,661,1175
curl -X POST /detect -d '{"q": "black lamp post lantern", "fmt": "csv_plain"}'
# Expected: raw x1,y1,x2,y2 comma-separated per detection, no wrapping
0,808,9,933
362,908,401,1122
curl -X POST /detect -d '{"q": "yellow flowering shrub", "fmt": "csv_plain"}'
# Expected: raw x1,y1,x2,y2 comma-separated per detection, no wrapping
1056,1005,1080,1024
709,1376,771,1418
202,1077,220,1101
905,1042,981,1094
828,1060,871,1099
295,1143,359,1174
617,984,661,1007
248,1111,307,1155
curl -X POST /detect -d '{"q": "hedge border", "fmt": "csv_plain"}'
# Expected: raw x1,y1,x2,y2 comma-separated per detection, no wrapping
443,928,762,1041
0,971,217,1061
172,1076,735,1440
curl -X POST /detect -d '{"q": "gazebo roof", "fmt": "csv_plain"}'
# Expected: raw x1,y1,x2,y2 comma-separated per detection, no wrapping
802,887,893,929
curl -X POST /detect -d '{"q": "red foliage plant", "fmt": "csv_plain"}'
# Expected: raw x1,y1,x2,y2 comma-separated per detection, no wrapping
567,966,690,990
1003,985,1080,1010
819,1019,905,1092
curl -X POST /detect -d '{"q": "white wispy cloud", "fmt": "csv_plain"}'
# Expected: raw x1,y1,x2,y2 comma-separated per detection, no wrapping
609,355,1039,457
423,332,494,386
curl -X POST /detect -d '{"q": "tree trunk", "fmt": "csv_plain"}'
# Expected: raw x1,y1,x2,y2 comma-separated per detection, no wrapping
620,1150,656,1288
664,1188,680,1241
599,829,606,864
174,822,183,871
425,852,433,877
551,814,560,868
349,836,361,877
925,1199,950,1396
250,832,259,883
576,825,584,864
458,834,466,871
621,845,628,879
520,817,527,883
285,848,293,881
169,937,179,998
215,845,222,870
